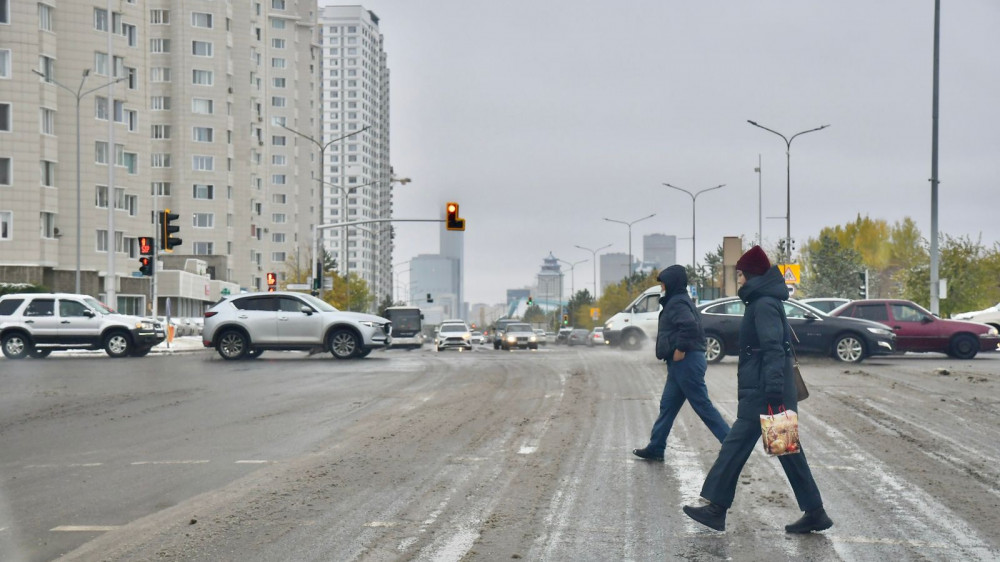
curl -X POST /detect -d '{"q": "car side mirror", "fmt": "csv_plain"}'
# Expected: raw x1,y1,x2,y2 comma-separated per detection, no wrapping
922,315,934,323
84,309,96,318
300,306,313,315
804,313,818,321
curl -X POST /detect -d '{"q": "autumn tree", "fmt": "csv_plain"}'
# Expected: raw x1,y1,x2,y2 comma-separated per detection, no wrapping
799,232,865,298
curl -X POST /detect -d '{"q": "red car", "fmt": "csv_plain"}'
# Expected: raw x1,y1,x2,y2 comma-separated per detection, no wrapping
831,299,1000,359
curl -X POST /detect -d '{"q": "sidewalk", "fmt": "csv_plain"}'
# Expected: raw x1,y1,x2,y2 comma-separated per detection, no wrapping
151,336,205,354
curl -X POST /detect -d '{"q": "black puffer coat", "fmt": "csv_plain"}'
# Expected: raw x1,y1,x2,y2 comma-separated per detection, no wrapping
735,265,797,420
655,265,706,361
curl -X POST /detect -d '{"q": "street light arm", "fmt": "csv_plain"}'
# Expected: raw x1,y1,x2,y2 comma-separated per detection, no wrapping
632,213,656,226
80,75,128,98
693,183,726,201
789,124,831,144
662,183,695,200
603,217,628,227
747,120,790,145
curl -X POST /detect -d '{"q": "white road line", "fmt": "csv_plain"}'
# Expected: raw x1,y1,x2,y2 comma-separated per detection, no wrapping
50,525,120,532
234,460,269,464
130,460,210,465
363,521,397,528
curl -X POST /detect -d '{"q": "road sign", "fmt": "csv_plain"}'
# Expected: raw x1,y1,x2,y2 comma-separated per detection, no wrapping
590,307,600,321
778,264,801,284
221,288,231,296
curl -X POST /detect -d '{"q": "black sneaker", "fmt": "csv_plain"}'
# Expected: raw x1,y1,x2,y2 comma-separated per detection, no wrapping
785,508,833,533
632,447,664,461
683,502,727,531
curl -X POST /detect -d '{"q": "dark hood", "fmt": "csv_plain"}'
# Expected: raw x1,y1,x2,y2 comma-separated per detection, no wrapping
737,265,789,303
658,265,689,298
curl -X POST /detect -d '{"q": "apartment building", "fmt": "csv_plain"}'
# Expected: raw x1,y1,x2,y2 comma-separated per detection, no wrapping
0,0,320,314
317,5,393,308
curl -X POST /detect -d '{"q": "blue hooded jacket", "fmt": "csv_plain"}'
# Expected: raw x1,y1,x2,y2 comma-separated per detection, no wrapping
655,265,706,361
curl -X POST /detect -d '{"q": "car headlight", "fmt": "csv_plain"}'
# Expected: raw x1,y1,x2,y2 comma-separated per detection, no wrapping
462,333,470,340
984,327,998,336
866,327,893,336
359,321,384,329
605,322,614,330
507,335,516,342
529,335,537,342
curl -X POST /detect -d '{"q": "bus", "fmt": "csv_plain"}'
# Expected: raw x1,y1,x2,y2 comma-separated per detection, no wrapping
384,306,424,350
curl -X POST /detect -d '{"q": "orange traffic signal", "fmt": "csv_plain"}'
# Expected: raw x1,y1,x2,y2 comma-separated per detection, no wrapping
445,202,465,231
266,272,277,292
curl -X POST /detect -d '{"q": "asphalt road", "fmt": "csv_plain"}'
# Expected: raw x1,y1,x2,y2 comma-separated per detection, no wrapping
1,344,998,561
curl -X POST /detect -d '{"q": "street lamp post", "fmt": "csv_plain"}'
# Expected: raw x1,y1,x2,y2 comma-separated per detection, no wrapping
747,120,829,264
575,243,612,299
32,69,126,294
280,124,369,298
604,214,655,292
661,183,726,269
556,258,588,300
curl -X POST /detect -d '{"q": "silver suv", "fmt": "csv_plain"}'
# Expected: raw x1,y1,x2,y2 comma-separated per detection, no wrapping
0,293,165,359
202,291,391,360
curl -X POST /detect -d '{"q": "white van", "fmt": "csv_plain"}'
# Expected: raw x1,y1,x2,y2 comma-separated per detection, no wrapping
603,285,662,350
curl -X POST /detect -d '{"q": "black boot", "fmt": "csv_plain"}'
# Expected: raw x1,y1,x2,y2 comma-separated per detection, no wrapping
632,447,664,461
785,507,833,533
683,502,726,531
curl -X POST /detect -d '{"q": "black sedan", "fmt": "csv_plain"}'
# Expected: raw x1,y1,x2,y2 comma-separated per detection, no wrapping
697,297,896,364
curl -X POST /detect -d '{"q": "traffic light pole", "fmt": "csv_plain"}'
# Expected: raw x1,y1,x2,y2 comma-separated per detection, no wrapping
152,192,159,318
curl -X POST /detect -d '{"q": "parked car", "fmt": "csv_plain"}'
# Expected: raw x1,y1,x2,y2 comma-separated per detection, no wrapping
587,327,607,347
470,331,486,345
202,291,391,360
501,323,539,350
533,329,549,345
555,327,574,345
0,293,165,359
952,303,1000,331
603,285,661,350
492,318,521,350
567,328,591,346
831,299,1000,359
697,297,896,364
800,298,852,314
435,322,473,351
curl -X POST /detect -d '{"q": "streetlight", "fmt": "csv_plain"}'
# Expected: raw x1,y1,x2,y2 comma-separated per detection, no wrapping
603,214,656,290
557,258,588,300
32,69,127,294
575,243,611,299
747,120,829,264
279,123,369,297
661,183,726,269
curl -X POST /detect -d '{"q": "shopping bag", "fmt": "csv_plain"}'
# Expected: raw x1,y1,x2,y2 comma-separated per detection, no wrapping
760,407,800,456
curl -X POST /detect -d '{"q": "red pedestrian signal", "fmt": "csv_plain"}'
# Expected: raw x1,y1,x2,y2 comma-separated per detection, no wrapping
445,202,465,231
266,272,277,292
138,236,154,256
138,257,154,276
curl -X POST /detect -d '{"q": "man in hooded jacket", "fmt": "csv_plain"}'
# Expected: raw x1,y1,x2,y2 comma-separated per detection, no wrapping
632,265,730,462
683,246,833,534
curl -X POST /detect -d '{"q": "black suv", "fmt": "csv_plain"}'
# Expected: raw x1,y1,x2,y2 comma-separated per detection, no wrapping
0,293,165,359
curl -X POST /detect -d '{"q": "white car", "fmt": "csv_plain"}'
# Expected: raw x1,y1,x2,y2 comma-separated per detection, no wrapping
470,331,486,345
435,322,473,351
501,323,538,350
603,285,662,350
952,303,1000,330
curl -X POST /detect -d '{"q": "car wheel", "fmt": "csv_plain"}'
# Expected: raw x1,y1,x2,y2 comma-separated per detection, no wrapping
103,330,133,358
328,329,360,359
833,334,865,363
217,330,249,360
129,347,151,358
2,333,32,360
29,348,52,359
949,334,979,360
356,347,372,358
246,348,264,359
621,329,643,351
704,335,725,363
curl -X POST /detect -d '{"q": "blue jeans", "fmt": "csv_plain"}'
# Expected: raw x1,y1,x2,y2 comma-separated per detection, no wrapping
645,351,730,454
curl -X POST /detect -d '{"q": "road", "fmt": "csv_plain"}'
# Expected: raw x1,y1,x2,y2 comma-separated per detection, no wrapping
1,344,999,561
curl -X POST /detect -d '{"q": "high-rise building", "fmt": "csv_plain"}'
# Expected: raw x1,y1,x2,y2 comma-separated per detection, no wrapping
0,0,321,313
644,233,677,270
317,5,393,307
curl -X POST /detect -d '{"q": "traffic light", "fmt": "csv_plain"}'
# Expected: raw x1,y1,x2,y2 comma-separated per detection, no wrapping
266,272,277,292
160,209,182,251
562,314,569,325
527,295,534,306
138,236,154,256
777,238,786,253
858,270,867,298
138,256,154,276
426,293,434,303
445,202,465,231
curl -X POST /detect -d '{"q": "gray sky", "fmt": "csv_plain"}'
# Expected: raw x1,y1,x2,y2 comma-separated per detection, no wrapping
336,1,1000,305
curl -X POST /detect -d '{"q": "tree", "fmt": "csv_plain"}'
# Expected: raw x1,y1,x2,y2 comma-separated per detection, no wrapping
799,232,865,298
568,289,595,329
324,271,372,312
899,234,1000,316
523,303,546,324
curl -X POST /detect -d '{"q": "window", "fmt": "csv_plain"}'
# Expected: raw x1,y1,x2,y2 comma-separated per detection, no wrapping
272,0,285,10
40,107,54,135
191,98,213,114
122,152,137,174
271,96,286,107
191,12,212,28
192,213,214,228
150,67,171,82
192,69,213,85
271,252,286,263
0,102,9,131
40,160,55,186
850,304,888,323
273,77,285,88
192,41,213,57
271,18,285,29
151,181,170,196
193,242,213,255
271,57,285,68
272,232,285,243
95,96,108,120
125,110,137,132
271,155,286,166
96,229,108,252
272,38,285,49
121,23,136,47
94,7,108,31
151,124,170,139
95,185,108,208
40,212,55,238
150,96,170,110
272,213,286,223
193,184,214,199
38,3,53,31
113,100,125,123
192,126,213,142
150,38,170,53
192,155,213,171
0,49,10,78
892,304,927,323
271,174,285,185
149,9,169,24
271,135,286,146
0,211,10,239
38,55,54,81
150,153,170,168
94,141,108,164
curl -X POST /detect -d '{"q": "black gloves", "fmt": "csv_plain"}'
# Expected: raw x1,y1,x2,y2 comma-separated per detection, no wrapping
766,393,784,410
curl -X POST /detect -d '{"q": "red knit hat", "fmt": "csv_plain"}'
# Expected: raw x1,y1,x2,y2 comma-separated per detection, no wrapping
736,245,771,277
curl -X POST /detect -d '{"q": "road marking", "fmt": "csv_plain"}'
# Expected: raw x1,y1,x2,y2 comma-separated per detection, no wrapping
830,535,950,548
517,446,537,455
51,525,120,532
364,521,397,528
234,460,269,464
130,460,210,465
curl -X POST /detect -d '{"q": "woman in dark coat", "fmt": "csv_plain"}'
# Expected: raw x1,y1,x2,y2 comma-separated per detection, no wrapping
682,246,833,534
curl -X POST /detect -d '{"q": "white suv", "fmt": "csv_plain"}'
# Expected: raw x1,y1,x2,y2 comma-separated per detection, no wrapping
0,293,165,359
434,322,472,351
202,291,391,360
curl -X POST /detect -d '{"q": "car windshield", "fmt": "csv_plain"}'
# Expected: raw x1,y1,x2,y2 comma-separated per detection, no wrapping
440,324,466,333
507,324,531,332
83,297,114,315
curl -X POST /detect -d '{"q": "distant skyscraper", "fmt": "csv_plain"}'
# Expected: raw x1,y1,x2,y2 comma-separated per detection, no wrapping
644,234,677,269
600,252,633,292
537,253,564,308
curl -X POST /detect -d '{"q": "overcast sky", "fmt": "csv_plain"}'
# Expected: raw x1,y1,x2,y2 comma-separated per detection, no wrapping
330,1,1000,305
